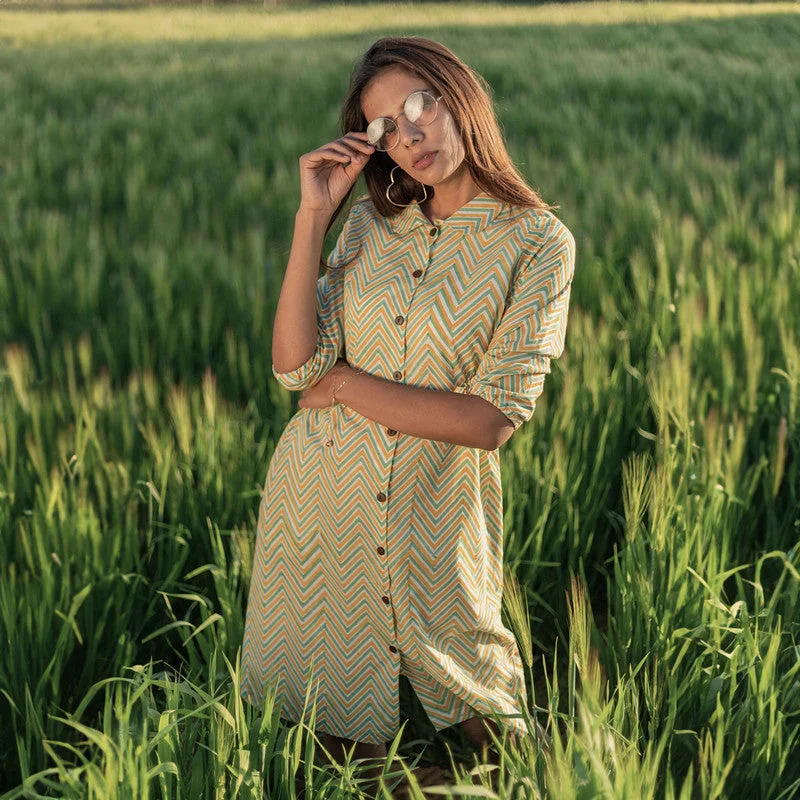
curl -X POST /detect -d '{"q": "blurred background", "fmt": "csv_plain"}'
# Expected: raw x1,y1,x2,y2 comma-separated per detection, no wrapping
1,2,798,798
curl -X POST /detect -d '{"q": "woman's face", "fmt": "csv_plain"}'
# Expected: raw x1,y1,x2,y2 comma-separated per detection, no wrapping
360,66,465,186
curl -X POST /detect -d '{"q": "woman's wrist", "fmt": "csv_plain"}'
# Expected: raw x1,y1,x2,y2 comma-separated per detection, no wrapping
332,364,364,408
330,363,353,406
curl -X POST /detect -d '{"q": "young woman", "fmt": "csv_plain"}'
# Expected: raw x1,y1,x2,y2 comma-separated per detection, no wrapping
241,35,574,795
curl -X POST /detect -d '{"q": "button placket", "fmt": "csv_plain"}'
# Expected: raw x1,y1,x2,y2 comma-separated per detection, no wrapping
413,220,441,281
389,312,405,435
380,219,442,659
375,487,396,621
379,273,408,653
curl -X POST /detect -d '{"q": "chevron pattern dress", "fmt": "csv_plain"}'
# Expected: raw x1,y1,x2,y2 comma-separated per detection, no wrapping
241,190,576,745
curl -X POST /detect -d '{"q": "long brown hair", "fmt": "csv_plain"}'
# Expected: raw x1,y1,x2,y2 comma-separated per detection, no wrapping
322,35,559,266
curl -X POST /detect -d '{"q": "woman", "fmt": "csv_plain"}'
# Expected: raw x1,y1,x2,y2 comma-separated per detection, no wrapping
241,35,574,795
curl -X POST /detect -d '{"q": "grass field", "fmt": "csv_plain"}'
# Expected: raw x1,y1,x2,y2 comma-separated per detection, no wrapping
1,2,799,797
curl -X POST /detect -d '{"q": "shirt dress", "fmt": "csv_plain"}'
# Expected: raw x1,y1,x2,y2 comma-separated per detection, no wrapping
241,189,576,745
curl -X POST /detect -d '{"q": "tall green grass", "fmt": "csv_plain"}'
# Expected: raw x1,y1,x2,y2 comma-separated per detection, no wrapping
1,4,798,797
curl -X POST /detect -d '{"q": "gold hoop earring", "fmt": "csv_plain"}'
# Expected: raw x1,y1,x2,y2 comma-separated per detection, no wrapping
386,164,428,208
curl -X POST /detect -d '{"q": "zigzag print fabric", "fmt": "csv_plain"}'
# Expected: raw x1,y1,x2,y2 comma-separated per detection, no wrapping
241,191,576,744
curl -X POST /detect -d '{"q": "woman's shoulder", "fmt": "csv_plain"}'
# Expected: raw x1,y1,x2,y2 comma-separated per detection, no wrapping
348,192,378,218
501,204,575,258
342,193,386,233
346,194,573,251
503,204,572,237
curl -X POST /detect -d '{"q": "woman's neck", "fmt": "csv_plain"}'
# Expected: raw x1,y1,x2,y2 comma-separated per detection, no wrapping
420,173,483,223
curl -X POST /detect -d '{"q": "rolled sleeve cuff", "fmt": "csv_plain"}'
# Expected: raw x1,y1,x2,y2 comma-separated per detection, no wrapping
453,364,550,432
454,380,529,431
272,348,332,392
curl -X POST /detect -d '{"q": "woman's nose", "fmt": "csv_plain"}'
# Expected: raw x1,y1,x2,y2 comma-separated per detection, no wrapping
397,115,424,146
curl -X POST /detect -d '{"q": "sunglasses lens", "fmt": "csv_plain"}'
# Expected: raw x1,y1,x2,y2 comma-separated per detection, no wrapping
367,119,398,151
365,92,439,151
406,91,438,125
367,117,397,150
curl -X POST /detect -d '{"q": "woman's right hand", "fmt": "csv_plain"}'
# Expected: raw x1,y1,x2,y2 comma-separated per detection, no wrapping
298,132,376,217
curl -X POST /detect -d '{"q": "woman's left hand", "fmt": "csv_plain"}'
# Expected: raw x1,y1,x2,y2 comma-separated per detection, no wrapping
298,358,350,409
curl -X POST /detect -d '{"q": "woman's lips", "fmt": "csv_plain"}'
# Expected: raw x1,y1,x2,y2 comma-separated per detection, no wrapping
413,151,437,170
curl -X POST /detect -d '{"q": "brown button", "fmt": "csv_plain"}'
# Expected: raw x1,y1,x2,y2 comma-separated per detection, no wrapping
386,428,397,436
412,269,422,278
381,595,390,605
376,491,386,502
429,227,437,236
376,546,385,555
394,315,404,325
393,370,402,381
389,645,398,654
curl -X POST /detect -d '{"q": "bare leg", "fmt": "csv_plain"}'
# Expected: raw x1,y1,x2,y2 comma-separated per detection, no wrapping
458,717,529,762
316,731,388,797
459,717,501,763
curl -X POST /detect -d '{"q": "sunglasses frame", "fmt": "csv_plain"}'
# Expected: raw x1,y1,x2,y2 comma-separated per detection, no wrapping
365,90,444,152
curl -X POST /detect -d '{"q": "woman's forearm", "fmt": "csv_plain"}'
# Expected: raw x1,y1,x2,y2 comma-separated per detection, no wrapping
333,367,504,451
271,207,331,375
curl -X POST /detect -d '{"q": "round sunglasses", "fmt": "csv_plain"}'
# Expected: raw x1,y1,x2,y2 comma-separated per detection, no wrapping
365,90,444,152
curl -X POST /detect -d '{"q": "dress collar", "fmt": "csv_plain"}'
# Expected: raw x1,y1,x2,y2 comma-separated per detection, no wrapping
387,190,510,237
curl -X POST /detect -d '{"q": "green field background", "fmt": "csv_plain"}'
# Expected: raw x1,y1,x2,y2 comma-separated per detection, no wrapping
1,3,799,797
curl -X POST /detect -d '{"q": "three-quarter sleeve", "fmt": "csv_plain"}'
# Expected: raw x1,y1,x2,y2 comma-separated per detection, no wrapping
271,201,363,391
454,216,577,432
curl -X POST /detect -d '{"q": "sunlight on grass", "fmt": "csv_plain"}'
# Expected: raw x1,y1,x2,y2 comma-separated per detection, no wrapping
0,1,799,45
